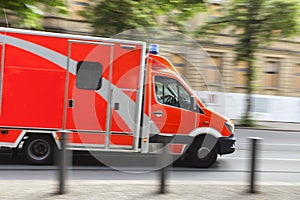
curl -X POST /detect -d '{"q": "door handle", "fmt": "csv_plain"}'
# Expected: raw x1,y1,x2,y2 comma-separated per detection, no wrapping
153,110,164,117
68,99,74,108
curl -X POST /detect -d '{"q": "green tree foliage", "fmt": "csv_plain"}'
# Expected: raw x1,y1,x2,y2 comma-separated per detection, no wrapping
80,0,204,37
197,0,299,126
0,0,66,29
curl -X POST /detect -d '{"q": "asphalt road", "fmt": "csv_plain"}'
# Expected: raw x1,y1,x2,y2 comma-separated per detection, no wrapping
0,129,300,183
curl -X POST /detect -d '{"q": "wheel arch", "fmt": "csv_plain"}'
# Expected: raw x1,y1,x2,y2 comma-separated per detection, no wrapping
186,127,222,155
189,127,222,139
22,130,61,150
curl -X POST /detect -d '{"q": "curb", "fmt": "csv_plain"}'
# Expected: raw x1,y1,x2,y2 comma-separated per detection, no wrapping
235,126,300,132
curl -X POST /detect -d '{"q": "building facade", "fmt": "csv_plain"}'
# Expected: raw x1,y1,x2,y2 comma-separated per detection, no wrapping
3,0,299,98
172,1,300,98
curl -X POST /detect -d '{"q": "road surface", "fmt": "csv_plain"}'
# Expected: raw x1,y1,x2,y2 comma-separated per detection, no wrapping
0,129,299,183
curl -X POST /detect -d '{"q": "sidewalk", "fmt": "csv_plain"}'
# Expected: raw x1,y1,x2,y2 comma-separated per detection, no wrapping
0,180,299,200
1,121,299,200
236,121,300,132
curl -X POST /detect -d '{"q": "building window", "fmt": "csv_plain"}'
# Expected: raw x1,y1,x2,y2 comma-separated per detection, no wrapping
296,64,300,90
206,53,222,85
73,0,89,6
71,0,90,19
208,0,225,18
171,54,185,76
234,61,248,87
265,58,280,89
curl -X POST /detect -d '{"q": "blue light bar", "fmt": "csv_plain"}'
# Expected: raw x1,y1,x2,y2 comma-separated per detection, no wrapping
149,44,159,55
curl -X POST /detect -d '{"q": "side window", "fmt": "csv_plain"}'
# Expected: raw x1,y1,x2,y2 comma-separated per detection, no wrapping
155,82,164,103
154,76,193,111
178,84,192,110
76,61,103,90
155,81,173,104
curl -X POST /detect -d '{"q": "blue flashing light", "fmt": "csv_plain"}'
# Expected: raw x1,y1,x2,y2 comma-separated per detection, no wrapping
149,44,159,55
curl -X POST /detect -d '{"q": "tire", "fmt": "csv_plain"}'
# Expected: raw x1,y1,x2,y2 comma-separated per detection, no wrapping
186,135,218,168
23,135,55,165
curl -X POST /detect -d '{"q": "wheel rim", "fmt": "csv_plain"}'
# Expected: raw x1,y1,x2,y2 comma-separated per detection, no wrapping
27,139,50,161
197,147,211,160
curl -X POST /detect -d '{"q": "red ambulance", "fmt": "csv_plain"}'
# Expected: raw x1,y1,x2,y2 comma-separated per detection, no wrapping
0,28,235,167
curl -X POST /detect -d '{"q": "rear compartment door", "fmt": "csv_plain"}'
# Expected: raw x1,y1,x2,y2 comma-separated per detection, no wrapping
64,40,146,150
65,40,113,133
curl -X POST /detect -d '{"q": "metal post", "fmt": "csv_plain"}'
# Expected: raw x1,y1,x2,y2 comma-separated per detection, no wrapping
58,130,68,195
149,134,174,194
160,138,168,194
158,134,174,194
249,137,262,194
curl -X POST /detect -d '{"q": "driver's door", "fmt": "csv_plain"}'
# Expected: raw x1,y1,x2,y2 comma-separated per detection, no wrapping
151,76,197,134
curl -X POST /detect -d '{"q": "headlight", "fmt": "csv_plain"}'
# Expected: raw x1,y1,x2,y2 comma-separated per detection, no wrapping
225,121,234,133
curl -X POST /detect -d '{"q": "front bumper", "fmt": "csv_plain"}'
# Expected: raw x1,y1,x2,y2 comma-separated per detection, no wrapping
218,134,236,155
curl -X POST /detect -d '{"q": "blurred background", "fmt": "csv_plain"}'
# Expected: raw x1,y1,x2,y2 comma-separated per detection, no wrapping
0,0,299,125
0,2,300,199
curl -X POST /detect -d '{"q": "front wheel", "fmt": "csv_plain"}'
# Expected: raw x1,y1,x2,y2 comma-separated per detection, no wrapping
23,135,55,165
186,135,218,168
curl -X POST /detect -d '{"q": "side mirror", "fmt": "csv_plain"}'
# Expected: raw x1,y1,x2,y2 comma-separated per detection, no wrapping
191,96,197,111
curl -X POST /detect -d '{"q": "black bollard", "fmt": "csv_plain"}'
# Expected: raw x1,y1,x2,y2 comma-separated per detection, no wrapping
249,137,262,194
150,134,174,194
160,140,168,194
58,130,69,195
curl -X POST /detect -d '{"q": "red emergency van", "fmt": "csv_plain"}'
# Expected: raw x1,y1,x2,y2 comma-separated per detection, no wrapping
0,28,235,167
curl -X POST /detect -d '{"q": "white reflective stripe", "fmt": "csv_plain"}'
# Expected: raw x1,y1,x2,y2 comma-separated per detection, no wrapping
189,127,222,138
0,130,26,148
0,34,77,71
0,27,146,46
97,79,136,132
0,34,159,134
12,130,27,148
0,142,15,147
68,143,132,149
0,130,59,148
51,132,61,149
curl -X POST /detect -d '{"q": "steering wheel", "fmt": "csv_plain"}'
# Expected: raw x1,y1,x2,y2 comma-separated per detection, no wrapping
165,95,176,105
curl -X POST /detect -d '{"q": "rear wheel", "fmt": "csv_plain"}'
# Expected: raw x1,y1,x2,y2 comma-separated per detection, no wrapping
186,135,218,168
23,135,55,165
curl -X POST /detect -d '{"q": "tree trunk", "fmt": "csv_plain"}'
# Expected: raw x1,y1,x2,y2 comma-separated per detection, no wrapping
245,85,252,123
243,56,255,126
